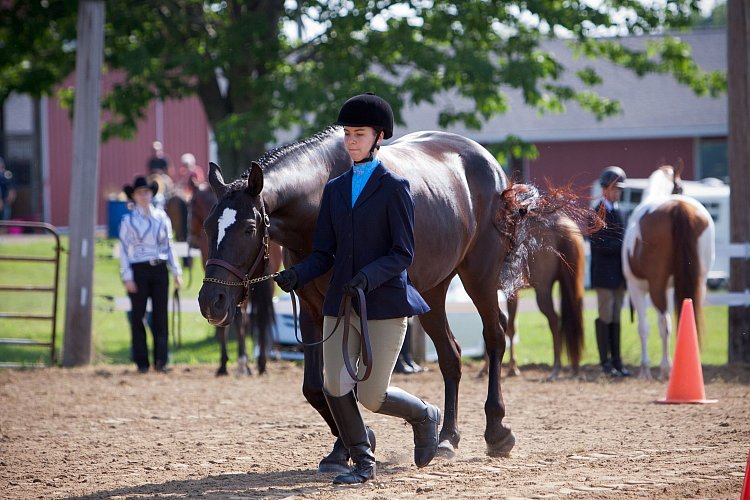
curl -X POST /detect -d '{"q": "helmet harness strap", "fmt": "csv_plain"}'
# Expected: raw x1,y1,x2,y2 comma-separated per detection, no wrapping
354,129,383,165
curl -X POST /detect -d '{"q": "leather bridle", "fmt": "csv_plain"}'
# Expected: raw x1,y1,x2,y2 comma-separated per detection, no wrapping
202,197,277,306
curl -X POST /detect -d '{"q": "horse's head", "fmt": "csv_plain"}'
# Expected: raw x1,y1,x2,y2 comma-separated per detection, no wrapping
187,179,217,260
645,165,683,200
198,161,269,326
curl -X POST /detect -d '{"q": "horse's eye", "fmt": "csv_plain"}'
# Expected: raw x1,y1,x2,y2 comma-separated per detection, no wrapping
245,221,257,235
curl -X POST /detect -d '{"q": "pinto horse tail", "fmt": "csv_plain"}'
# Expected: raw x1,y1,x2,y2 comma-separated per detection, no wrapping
249,279,277,374
556,219,586,368
671,201,705,340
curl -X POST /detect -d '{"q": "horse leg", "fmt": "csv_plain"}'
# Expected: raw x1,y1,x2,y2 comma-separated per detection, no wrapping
505,294,520,377
458,269,515,457
236,305,251,376
250,281,274,375
216,326,229,376
653,288,674,382
627,281,652,380
535,286,562,381
418,278,462,458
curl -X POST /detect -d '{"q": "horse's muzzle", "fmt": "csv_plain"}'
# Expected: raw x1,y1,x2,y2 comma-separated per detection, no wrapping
198,284,237,327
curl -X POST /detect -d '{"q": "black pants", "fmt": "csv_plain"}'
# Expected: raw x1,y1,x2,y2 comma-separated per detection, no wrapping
128,262,169,369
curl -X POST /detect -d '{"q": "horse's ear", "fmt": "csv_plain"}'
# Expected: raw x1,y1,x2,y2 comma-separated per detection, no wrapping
208,162,230,198
246,162,264,197
674,160,684,180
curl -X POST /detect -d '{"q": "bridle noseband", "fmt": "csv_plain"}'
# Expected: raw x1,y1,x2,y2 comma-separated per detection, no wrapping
202,197,277,305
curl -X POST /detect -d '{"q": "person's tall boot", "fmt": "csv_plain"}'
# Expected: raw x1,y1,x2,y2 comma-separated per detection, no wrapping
595,319,618,377
318,428,377,474
609,322,631,377
376,387,441,467
323,390,376,484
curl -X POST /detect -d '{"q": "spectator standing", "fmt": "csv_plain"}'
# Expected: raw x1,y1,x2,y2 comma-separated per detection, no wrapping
119,175,182,373
590,166,630,377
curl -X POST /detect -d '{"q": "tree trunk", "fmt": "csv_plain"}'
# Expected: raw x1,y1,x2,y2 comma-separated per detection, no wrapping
727,0,750,363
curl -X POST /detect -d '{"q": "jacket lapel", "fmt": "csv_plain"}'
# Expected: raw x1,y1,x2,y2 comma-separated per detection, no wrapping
334,170,353,211
353,163,386,210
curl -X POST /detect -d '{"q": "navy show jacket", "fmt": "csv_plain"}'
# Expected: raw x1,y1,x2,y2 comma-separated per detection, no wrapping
293,162,430,320
590,200,626,289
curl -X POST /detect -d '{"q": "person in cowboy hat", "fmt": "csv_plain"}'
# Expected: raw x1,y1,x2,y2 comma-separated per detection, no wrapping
274,93,440,484
119,175,183,373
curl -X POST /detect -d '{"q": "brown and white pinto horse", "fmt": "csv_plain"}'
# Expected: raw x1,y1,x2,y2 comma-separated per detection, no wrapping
623,165,715,380
188,180,281,375
197,127,580,464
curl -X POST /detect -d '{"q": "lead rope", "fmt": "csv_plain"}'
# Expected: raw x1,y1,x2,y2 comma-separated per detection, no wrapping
289,287,372,382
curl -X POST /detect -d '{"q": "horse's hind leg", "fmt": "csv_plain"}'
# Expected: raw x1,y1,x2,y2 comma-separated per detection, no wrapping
505,294,520,377
418,278,462,458
627,280,652,380
535,285,562,381
458,269,515,457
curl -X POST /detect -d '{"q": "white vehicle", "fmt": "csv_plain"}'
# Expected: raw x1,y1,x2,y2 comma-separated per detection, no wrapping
592,177,730,288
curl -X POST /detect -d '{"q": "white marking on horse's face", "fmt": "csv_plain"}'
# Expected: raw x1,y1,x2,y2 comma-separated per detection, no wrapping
217,207,237,250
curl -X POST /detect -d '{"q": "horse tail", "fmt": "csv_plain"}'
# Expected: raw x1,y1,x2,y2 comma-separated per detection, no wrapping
671,201,705,339
556,218,585,368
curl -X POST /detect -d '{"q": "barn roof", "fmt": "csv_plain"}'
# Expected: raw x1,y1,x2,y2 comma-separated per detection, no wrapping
399,28,727,144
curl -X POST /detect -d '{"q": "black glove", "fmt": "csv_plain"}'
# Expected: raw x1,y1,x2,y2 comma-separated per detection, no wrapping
343,272,368,294
274,268,298,292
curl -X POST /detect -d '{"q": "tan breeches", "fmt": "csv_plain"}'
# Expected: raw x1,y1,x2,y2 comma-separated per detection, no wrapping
322,314,407,412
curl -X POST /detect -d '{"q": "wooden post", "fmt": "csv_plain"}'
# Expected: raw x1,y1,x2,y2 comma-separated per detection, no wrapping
727,0,750,363
62,1,105,366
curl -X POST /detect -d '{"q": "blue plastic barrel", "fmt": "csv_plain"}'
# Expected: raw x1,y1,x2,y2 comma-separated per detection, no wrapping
107,200,130,238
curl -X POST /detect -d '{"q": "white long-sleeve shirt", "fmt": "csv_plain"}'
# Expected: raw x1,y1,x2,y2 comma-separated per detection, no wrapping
118,205,182,282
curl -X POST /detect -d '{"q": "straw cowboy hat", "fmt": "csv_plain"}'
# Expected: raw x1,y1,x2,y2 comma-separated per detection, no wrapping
123,175,159,201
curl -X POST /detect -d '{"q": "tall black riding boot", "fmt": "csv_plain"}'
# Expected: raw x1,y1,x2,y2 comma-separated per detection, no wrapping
595,319,618,377
323,390,376,484
609,322,631,377
377,387,441,467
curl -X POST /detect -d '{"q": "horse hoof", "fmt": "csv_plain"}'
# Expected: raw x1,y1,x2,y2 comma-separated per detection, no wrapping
216,367,228,377
506,366,521,377
486,430,516,458
436,440,456,459
638,367,653,380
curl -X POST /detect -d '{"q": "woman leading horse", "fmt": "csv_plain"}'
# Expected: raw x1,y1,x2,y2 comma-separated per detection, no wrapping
197,100,581,477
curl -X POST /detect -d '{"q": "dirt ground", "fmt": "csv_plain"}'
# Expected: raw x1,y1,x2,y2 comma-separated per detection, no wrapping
1,360,749,500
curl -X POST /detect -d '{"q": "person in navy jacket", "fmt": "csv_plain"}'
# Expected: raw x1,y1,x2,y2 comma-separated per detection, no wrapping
275,93,439,485
591,166,630,377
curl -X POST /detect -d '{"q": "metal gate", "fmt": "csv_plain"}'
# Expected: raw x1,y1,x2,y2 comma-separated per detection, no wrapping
0,221,61,366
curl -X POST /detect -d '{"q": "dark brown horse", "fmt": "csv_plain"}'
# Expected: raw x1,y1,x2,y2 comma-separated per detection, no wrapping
496,212,586,381
198,127,576,464
188,180,280,375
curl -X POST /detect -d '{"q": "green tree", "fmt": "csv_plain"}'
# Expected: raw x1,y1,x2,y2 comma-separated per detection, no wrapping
0,0,77,155
2,0,727,179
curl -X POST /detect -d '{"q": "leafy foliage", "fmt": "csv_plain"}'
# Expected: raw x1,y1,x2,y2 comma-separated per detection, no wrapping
1,0,727,178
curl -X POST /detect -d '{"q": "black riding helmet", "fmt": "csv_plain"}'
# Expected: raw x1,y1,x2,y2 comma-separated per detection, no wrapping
335,93,394,139
599,165,627,189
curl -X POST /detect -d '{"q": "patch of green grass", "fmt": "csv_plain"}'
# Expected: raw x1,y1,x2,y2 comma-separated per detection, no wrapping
0,234,731,369
510,302,728,367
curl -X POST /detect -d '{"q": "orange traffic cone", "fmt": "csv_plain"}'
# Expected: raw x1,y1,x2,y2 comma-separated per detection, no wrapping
657,299,717,404
741,449,750,500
